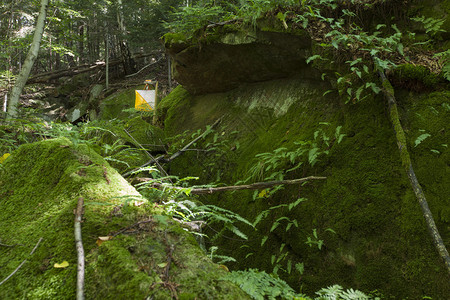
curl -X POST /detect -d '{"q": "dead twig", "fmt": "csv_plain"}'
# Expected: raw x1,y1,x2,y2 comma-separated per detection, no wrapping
0,237,43,286
112,219,154,237
162,117,222,164
0,242,21,247
123,128,170,180
125,57,163,78
123,117,222,178
74,197,85,300
138,176,327,195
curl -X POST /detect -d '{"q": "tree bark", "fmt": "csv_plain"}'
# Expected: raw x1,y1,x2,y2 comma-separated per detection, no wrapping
379,71,450,274
7,0,49,119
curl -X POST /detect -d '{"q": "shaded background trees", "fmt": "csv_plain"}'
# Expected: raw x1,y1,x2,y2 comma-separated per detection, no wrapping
0,0,183,85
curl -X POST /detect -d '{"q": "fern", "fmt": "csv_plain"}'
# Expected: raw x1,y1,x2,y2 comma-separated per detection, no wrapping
411,16,446,36
224,271,373,300
316,284,370,300
223,269,302,300
434,50,450,81
414,133,431,147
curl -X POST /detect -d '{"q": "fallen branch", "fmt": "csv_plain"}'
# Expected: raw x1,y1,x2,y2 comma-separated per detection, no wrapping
162,117,222,164
206,18,242,29
27,51,160,83
125,57,163,78
74,197,85,300
138,176,327,195
0,242,20,247
379,70,450,274
123,128,170,179
0,237,43,286
122,117,222,178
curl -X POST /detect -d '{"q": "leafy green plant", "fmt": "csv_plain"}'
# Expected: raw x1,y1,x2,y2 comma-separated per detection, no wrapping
246,123,344,183
411,16,446,37
165,4,230,35
252,197,306,275
315,284,371,300
134,167,254,243
222,268,303,300
208,245,237,264
434,49,450,81
270,243,304,276
414,132,431,147
223,269,375,300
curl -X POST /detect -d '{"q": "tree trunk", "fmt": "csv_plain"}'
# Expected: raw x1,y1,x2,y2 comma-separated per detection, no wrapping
105,34,109,89
116,0,136,75
6,0,49,119
77,20,85,64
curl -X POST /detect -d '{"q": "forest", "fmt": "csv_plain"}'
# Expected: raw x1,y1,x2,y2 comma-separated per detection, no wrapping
0,0,449,299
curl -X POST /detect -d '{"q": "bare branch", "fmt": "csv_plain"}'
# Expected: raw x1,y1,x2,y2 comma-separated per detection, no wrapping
122,117,222,178
138,176,327,195
0,237,43,286
74,197,85,300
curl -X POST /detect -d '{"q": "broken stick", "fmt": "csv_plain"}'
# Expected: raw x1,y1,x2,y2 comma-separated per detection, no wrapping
74,197,85,300
137,176,326,195
0,237,43,286
122,117,222,178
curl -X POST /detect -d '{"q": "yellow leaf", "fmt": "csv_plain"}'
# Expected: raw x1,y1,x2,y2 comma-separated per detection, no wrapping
54,261,69,268
96,236,113,246
157,262,168,268
258,189,268,198
218,264,229,272
0,153,10,164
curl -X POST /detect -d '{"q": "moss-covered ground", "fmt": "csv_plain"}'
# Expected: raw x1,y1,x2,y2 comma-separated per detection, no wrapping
0,138,248,299
157,75,450,298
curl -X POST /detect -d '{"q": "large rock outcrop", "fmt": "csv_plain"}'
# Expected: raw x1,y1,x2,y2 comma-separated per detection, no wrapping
164,26,314,94
156,78,450,298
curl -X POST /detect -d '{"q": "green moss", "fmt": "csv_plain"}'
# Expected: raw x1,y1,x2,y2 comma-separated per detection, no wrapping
162,33,190,55
393,64,443,87
122,116,166,151
157,85,192,136
159,74,450,298
99,88,138,120
163,32,187,44
0,138,248,299
402,90,450,225
389,103,412,169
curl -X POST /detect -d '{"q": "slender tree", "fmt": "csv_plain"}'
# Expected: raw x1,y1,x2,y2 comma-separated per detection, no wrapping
116,0,136,75
7,0,49,119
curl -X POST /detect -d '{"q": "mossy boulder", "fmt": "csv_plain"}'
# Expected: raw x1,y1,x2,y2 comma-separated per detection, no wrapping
0,138,248,299
390,64,447,91
157,77,450,298
98,87,137,120
164,26,313,95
